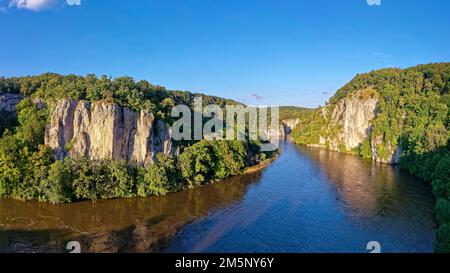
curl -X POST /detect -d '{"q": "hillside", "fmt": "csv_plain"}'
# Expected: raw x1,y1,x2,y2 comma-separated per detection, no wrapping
0,73,274,204
291,63,450,252
279,106,312,121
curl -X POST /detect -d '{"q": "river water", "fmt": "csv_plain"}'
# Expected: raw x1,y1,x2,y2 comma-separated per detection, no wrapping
0,141,436,253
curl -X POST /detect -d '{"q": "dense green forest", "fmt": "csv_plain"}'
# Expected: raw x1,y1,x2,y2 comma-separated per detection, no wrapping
0,73,274,204
0,73,238,120
291,63,450,252
279,106,312,121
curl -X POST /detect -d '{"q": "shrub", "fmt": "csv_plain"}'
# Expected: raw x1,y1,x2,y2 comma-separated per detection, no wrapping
436,199,450,225
70,158,98,200
435,223,450,253
137,154,180,196
41,160,72,204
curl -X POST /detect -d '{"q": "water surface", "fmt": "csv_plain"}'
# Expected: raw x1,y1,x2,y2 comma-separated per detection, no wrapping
0,141,435,253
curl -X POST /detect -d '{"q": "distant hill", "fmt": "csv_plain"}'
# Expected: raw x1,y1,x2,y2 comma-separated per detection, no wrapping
279,106,312,121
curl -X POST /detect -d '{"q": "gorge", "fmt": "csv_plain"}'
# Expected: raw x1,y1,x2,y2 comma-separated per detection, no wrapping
0,63,449,252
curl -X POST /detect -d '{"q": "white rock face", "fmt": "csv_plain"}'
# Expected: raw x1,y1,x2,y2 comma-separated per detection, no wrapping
329,93,378,150
0,93,22,112
266,125,285,140
282,118,300,134
314,90,402,164
45,99,175,166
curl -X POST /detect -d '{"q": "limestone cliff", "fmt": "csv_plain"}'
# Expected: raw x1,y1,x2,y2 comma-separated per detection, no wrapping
45,100,176,165
296,89,402,164
324,90,378,151
282,118,300,134
265,119,300,140
0,93,22,112
266,125,285,140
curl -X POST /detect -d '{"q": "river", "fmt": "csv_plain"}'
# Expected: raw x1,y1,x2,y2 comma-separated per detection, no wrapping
0,141,436,253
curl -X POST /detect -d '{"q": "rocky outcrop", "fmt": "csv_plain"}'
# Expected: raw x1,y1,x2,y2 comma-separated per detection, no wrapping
308,89,402,164
266,125,285,140
326,91,378,151
45,100,176,166
0,93,22,112
282,118,300,134
265,119,301,140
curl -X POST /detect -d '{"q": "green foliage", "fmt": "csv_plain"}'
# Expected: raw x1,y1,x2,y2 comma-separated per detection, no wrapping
436,199,450,225
41,160,72,204
137,154,180,196
338,143,347,153
0,72,270,205
179,140,248,188
69,157,97,200
0,73,238,122
15,98,49,148
291,63,450,252
68,158,135,200
279,106,312,121
0,110,18,137
360,140,372,159
291,110,326,145
435,224,450,253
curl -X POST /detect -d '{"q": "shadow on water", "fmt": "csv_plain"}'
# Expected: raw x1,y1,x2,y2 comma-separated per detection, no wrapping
0,140,436,253
162,141,435,253
0,171,263,253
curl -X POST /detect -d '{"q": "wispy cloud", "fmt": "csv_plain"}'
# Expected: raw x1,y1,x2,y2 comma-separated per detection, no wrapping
236,93,267,104
3,0,79,12
66,0,79,6
367,0,381,6
250,93,265,101
9,0,58,11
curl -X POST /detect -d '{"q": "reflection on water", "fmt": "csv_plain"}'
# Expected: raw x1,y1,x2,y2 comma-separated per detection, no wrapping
0,172,262,252
0,141,436,253
163,142,435,253
302,146,435,223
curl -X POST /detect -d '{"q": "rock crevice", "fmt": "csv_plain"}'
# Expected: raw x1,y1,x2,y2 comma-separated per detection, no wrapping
312,90,401,164
45,100,175,165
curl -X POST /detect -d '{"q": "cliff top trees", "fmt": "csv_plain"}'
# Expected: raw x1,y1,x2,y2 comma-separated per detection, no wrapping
0,73,239,121
0,73,272,204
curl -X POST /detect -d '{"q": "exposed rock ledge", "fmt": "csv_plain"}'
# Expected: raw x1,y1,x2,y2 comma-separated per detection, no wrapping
282,118,300,134
308,89,402,164
265,119,301,140
45,100,176,166
0,93,22,112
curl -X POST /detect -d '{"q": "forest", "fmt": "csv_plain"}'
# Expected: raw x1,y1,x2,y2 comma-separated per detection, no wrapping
291,63,450,252
0,73,274,204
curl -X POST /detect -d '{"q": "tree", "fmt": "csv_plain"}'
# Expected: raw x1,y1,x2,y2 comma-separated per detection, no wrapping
42,160,72,204
137,154,180,196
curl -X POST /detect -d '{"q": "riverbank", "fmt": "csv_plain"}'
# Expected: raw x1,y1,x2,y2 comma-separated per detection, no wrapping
0,140,435,253
243,155,279,175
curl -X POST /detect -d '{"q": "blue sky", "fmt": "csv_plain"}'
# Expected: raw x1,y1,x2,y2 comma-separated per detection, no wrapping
1,0,449,107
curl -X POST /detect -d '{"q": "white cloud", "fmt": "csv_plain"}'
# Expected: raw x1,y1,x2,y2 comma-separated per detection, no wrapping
66,0,79,6
5,0,80,12
9,0,57,11
367,0,381,6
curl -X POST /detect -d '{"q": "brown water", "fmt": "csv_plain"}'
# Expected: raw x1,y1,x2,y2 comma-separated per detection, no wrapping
0,141,436,253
